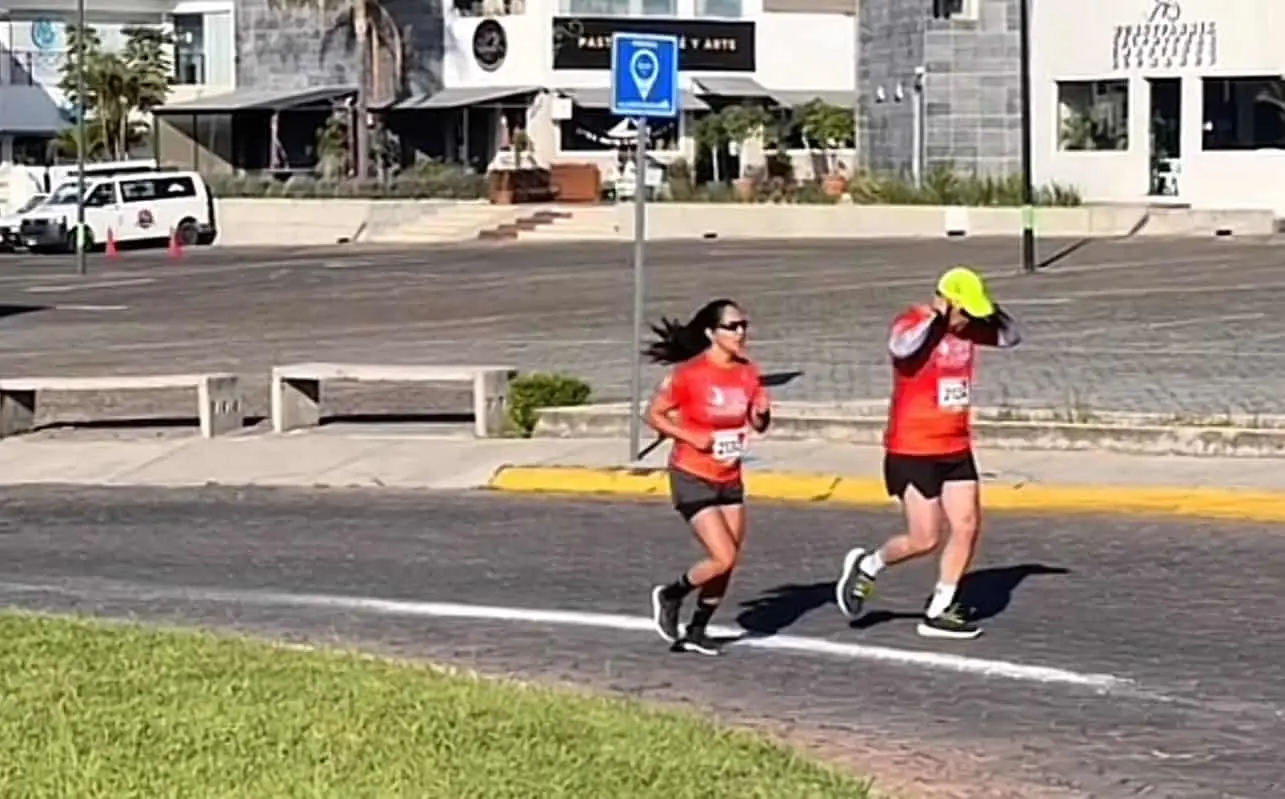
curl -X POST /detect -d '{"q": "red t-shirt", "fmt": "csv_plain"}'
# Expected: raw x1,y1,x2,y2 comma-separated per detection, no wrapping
884,305,984,457
658,355,766,485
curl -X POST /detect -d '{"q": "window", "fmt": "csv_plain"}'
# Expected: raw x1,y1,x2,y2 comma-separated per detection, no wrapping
1056,80,1129,151
120,176,198,203
84,183,118,208
559,106,678,152
172,14,206,85
559,0,675,15
695,0,741,17
930,0,976,20
452,0,526,15
1202,76,1285,151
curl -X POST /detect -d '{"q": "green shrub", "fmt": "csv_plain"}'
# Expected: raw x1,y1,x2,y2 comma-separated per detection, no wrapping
658,163,1082,207
508,373,593,437
204,166,488,200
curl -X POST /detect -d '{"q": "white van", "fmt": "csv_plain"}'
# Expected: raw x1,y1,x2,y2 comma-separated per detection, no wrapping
19,169,218,253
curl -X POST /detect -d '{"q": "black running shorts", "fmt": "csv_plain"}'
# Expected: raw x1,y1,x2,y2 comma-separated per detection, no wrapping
882,451,979,501
669,468,745,522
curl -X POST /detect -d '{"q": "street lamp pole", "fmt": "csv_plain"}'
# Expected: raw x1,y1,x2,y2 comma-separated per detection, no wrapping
75,0,87,275
1018,0,1035,273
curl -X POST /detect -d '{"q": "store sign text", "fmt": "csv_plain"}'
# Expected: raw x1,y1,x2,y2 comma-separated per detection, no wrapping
1112,0,1217,69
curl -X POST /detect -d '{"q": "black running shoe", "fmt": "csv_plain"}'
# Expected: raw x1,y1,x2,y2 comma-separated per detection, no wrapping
917,602,982,640
836,546,876,620
678,627,723,656
651,585,682,643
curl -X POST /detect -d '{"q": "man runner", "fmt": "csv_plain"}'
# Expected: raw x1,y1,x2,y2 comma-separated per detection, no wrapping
836,266,1022,640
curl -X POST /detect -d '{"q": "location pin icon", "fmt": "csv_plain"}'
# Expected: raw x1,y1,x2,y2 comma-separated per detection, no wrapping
630,49,659,100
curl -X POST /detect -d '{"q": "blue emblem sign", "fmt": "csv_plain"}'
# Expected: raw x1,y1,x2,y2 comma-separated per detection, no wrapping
31,20,58,51
609,32,679,119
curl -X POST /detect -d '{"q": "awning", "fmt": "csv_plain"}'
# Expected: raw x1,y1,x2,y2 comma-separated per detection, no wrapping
386,86,542,111
153,85,357,114
693,77,775,99
0,88,69,135
770,89,856,109
556,87,710,112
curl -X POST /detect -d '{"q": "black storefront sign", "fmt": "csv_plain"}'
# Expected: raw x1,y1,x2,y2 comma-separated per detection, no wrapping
552,17,755,72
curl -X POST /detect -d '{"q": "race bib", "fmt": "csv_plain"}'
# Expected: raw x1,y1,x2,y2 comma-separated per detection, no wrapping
937,377,970,410
711,429,747,463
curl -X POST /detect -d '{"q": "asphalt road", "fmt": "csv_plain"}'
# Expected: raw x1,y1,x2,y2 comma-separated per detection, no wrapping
0,486,1281,799
1,237,1284,432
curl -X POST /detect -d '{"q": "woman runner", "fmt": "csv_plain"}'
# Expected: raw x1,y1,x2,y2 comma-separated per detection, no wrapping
836,266,1022,640
644,299,771,656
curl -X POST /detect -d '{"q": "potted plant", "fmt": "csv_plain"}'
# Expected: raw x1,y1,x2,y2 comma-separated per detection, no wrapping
798,100,855,197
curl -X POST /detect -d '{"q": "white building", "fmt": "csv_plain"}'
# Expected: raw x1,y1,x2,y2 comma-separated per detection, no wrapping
1034,0,1285,213
408,0,856,180
0,0,234,209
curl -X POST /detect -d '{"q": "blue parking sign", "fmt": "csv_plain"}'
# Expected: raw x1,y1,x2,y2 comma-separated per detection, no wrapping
609,32,680,119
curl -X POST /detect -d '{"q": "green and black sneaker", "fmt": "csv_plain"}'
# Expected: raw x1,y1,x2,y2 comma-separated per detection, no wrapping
836,546,877,620
917,602,982,640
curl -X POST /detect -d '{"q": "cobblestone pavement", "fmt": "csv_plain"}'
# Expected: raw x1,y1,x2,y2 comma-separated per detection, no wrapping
1,237,1283,426
1,486,1281,799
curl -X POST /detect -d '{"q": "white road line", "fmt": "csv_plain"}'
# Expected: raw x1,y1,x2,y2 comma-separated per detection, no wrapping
53,304,129,312
24,278,155,294
0,579,1129,692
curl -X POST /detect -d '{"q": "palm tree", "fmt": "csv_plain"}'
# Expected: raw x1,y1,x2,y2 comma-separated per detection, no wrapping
273,0,406,178
58,25,172,160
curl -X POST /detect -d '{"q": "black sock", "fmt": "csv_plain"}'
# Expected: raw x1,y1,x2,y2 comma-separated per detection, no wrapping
660,573,695,601
688,598,719,633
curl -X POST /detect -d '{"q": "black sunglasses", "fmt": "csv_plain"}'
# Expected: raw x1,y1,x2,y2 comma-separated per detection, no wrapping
716,320,750,333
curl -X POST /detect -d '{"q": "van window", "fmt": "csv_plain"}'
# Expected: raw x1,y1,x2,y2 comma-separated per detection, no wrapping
84,183,117,207
120,176,198,204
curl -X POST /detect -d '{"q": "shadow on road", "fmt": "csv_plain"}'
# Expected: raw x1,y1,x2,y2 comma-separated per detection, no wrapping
736,562,1071,636
0,304,49,322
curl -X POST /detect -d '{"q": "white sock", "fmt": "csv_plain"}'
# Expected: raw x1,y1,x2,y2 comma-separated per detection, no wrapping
858,550,885,577
926,582,957,618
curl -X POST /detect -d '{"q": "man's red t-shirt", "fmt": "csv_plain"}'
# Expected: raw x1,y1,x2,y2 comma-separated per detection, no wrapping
658,355,766,484
884,305,984,457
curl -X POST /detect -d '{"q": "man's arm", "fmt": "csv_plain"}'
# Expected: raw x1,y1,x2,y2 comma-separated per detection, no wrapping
888,309,949,360
963,306,1022,348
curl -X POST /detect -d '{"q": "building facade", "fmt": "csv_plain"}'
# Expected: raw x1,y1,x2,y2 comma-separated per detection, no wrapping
859,0,1021,181
1034,0,1281,212
417,0,855,180
0,0,233,208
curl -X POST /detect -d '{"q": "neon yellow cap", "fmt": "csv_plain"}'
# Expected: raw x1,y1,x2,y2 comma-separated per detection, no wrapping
936,266,995,318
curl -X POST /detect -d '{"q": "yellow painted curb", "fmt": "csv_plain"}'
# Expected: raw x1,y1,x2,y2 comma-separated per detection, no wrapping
488,466,667,497
487,466,1285,523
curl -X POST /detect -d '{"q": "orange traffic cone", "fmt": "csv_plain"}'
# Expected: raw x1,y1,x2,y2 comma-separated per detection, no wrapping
105,227,119,259
167,226,183,261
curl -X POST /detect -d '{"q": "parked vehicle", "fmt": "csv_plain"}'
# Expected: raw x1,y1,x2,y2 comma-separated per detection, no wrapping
18,170,218,253
0,193,48,251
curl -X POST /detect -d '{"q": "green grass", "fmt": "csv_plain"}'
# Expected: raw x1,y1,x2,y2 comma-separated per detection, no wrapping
0,612,873,799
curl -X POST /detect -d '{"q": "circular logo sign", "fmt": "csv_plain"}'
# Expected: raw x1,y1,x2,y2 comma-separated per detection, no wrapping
31,20,58,51
472,19,507,72
137,209,154,229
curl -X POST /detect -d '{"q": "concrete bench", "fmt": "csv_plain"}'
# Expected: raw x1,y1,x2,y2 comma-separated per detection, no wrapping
270,362,517,437
0,373,243,439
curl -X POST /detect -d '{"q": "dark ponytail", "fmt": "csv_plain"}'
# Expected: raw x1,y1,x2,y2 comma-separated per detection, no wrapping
643,299,739,365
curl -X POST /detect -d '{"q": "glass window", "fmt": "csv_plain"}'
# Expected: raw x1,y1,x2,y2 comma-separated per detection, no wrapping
639,0,677,14
172,14,206,85
560,0,630,14
1056,80,1129,151
1202,76,1285,151
695,0,740,17
453,0,526,15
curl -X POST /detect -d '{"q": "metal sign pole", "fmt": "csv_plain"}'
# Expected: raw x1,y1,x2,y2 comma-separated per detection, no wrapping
628,118,648,463
75,0,87,276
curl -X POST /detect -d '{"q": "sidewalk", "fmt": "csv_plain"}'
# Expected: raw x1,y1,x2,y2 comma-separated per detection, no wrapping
2,428,1283,522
